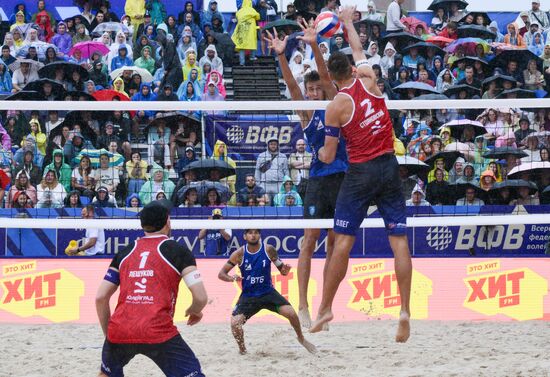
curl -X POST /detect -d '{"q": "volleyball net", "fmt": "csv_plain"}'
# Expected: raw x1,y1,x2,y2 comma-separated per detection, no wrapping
0,99,549,257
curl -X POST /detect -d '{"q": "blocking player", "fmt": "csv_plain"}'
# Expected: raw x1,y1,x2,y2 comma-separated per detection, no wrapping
218,229,317,355
95,200,207,376
264,20,348,328
310,6,412,342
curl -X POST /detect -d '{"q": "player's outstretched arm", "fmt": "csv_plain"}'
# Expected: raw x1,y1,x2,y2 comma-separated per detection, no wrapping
318,100,341,164
266,245,291,276
182,265,208,326
218,249,243,282
96,269,119,337
297,19,337,100
339,5,376,81
265,28,304,101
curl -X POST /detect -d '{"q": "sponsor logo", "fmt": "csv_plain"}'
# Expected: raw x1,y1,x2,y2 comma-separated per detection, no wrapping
426,226,453,251
463,260,548,321
226,125,245,144
308,206,316,216
347,260,432,319
0,261,84,322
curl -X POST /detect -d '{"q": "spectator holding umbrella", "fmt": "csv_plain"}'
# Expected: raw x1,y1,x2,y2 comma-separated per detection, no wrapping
426,168,451,205
523,59,545,90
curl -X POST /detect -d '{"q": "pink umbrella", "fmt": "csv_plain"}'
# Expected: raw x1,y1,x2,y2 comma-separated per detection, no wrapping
402,16,429,35
68,41,110,59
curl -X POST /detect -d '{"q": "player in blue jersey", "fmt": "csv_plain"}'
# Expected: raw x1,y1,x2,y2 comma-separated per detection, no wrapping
265,21,348,328
218,229,317,355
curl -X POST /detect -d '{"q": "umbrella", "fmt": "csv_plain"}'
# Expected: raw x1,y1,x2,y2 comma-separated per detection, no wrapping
262,19,301,34
49,111,98,144
393,82,440,96
482,147,528,159
428,0,469,12
339,47,371,58
4,90,45,101
445,38,491,55
182,159,236,181
92,22,130,35
440,119,486,139
521,131,550,146
443,84,480,98
459,12,491,26
92,89,130,101
69,41,110,59
401,42,445,58
8,58,44,72
451,57,489,72
74,148,124,168
481,73,517,91
23,78,66,99
490,49,543,71
457,25,496,40
402,16,429,35
411,93,448,100
196,181,233,204
110,66,154,83
424,151,464,171
71,15,92,30
353,18,385,34
38,61,89,81
508,162,550,179
496,88,537,99
493,180,538,195
16,43,58,60
65,91,97,101
209,31,235,65
424,35,455,47
444,141,475,161
396,155,430,177
73,0,103,10
146,112,201,133
379,32,424,53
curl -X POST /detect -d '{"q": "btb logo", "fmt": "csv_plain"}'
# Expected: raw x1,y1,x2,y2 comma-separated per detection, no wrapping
426,226,453,251
226,125,245,144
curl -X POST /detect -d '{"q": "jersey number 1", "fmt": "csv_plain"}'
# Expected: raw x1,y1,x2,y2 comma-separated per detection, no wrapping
139,252,150,269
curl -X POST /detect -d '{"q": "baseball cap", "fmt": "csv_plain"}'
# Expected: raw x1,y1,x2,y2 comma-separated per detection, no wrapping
185,146,194,152
140,199,172,232
212,208,223,216
97,186,108,193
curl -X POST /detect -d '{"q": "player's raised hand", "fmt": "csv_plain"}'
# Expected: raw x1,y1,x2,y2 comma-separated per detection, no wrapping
264,27,288,56
185,310,203,326
338,5,357,24
296,18,317,46
280,263,292,276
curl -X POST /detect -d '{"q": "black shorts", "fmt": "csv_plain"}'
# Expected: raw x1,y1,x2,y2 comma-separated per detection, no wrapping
101,334,204,377
303,172,345,219
232,290,290,320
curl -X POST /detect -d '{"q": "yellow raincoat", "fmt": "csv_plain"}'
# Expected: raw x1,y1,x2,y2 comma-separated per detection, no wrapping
212,140,237,204
231,0,260,51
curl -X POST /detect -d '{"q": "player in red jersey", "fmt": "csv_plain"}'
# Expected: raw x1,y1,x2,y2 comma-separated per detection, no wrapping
310,6,412,341
95,200,207,376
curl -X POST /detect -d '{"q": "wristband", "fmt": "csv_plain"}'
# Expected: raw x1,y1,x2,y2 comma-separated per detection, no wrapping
325,125,340,137
274,259,284,267
183,270,202,287
355,59,370,68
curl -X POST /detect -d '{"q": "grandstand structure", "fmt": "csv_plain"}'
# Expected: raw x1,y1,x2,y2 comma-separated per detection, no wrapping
0,0,549,258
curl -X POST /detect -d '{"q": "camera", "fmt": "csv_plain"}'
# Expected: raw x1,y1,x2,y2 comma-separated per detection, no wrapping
212,214,222,219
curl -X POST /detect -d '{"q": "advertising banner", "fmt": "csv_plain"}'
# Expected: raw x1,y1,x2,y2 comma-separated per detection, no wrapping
0,258,548,325
204,115,304,161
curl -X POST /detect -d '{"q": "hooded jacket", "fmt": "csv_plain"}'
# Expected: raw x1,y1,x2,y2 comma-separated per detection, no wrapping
28,119,47,156
44,149,72,192
212,140,236,194
232,0,260,51
448,157,466,184
131,83,157,118
405,184,430,206
125,192,142,208
504,23,526,47
273,175,303,207
138,163,175,205
199,44,224,73
202,0,225,29
380,42,396,77
254,137,289,194
134,46,155,74
6,170,37,208
204,70,226,98
110,46,134,72
0,61,12,93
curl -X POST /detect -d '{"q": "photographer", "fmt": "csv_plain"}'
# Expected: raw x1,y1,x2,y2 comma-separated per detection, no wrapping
198,208,232,256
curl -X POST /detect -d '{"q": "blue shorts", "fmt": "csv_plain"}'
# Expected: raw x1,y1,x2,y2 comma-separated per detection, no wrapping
334,154,407,236
101,334,204,377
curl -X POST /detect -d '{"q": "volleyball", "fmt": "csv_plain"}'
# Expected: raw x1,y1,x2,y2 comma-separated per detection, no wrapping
314,11,342,38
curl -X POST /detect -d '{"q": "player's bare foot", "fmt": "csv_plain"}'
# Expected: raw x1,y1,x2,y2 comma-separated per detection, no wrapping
321,322,329,331
309,310,333,333
298,336,318,354
395,311,410,343
239,348,247,355
298,308,312,329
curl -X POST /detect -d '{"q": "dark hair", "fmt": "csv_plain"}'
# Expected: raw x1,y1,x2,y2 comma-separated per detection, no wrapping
244,229,261,234
303,70,321,88
447,21,458,30
327,52,352,81
84,204,95,214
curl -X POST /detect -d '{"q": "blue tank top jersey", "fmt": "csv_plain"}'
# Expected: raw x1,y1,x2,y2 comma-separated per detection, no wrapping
239,243,274,297
303,109,348,177
204,230,229,256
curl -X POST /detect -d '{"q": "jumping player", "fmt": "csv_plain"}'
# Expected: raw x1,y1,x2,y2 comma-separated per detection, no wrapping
265,20,348,328
310,6,412,342
218,229,317,355
96,200,207,376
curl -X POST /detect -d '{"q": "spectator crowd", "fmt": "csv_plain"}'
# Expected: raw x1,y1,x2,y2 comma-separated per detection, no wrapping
0,0,549,211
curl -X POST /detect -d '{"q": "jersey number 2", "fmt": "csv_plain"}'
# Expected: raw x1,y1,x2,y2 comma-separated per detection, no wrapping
139,252,150,269
360,98,375,118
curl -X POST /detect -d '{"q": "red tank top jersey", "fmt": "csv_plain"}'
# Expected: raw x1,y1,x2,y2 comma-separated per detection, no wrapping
338,79,394,164
108,235,182,344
